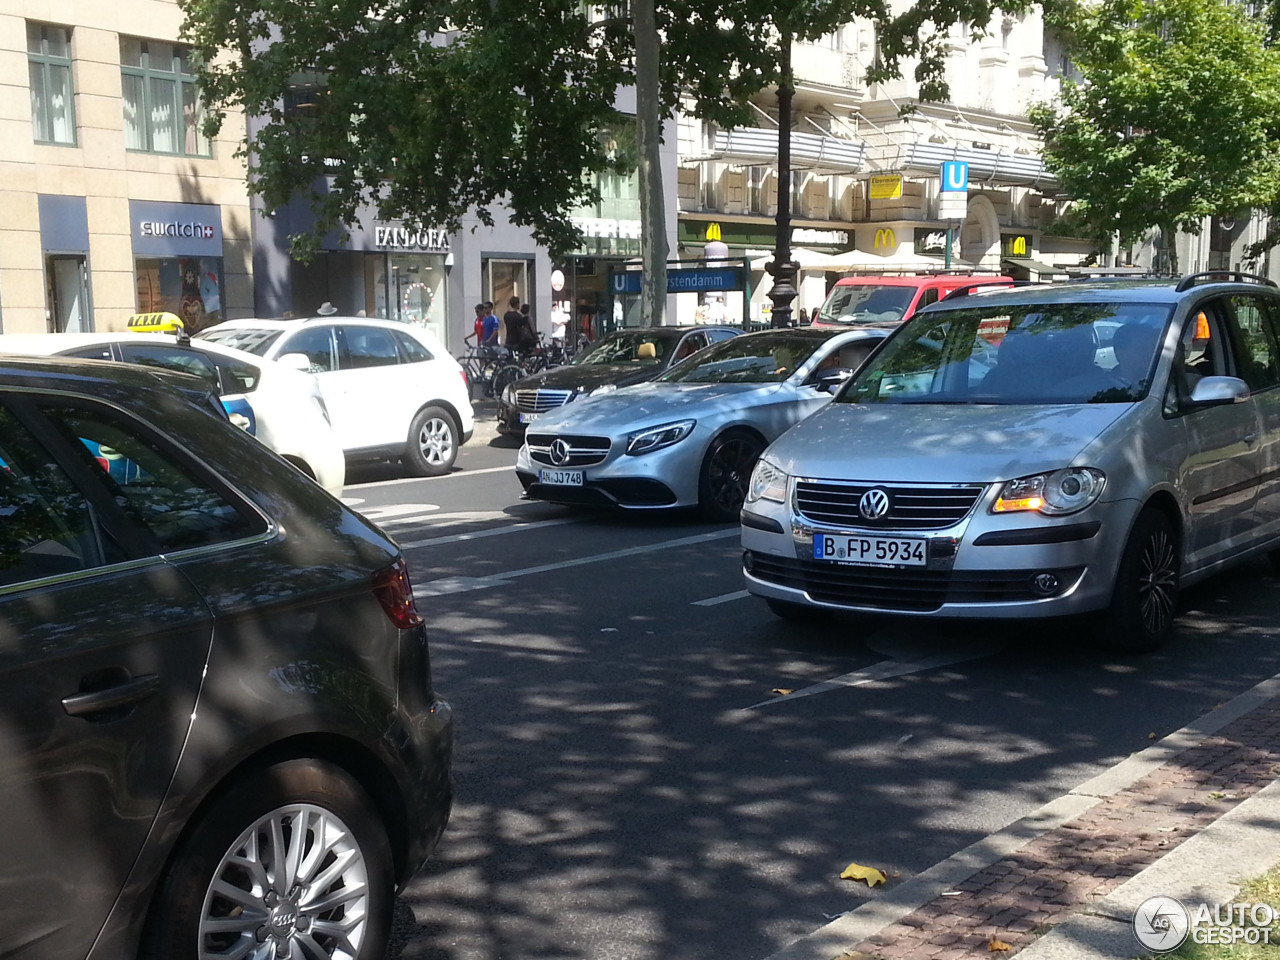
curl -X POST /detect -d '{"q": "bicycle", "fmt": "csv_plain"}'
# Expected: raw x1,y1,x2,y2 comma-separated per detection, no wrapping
457,334,509,400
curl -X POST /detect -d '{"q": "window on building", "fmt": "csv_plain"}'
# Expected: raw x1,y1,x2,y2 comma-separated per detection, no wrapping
120,38,210,156
28,22,75,145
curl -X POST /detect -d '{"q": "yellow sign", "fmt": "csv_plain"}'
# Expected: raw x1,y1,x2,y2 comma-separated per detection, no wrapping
126,312,185,333
869,175,903,200
705,223,722,242
873,228,897,250
1009,235,1027,256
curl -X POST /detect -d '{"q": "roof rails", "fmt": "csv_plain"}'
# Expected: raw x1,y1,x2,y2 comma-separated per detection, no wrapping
1175,270,1277,292
937,279,1031,303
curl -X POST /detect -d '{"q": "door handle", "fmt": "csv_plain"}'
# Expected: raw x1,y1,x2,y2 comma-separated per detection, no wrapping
62,674,160,718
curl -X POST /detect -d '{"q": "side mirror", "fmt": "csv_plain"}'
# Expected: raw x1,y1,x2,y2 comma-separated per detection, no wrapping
813,368,853,392
277,352,314,373
1188,375,1251,407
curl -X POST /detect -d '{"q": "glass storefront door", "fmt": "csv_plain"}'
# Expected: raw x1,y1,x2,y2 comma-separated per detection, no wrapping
46,255,89,333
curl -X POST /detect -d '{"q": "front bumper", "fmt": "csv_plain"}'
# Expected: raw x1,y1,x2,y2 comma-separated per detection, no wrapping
741,493,1134,619
515,432,704,509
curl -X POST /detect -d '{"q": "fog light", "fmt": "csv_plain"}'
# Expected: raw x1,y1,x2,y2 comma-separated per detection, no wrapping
1031,572,1060,596
742,550,755,573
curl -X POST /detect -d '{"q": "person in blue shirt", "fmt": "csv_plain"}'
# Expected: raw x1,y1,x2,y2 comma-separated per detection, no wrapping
481,301,500,356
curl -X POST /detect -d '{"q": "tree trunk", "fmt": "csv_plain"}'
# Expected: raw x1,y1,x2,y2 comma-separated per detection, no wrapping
634,0,667,327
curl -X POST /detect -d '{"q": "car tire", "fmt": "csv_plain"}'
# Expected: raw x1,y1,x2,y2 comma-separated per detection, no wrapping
698,429,765,522
140,758,394,960
765,597,830,623
1096,508,1179,653
405,405,458,477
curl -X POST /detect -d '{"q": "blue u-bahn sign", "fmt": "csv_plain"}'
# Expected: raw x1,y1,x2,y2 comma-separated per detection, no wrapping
611,267,745,296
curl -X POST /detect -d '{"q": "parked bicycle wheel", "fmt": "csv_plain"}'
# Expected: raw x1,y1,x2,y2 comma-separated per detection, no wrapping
491,364,524,398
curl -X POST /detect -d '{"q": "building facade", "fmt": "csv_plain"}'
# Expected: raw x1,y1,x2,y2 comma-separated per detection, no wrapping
0,1,254,335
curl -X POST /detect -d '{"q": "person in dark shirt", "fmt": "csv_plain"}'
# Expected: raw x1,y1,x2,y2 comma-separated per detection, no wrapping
503,297,537,354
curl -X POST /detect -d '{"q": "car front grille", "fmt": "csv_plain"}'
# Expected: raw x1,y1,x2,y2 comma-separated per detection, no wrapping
746,553,1083,612
527,433,612,468
515,389,573,413
795,479,987,530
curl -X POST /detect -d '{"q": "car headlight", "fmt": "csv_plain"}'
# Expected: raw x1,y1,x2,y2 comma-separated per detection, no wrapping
590,383,619,397
747,458,788,504
625,419,696,456
502,381,516,405
993,467,1106,516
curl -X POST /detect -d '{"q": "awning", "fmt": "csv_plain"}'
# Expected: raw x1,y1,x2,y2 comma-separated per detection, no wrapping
1003,258,1069,277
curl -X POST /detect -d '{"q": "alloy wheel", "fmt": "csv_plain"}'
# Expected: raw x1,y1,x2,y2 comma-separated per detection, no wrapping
199,803,371,959
707,437,760,512
1137,526,1177,638
417,417,455,465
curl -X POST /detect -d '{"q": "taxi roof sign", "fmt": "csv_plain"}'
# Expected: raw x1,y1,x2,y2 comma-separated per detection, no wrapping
126,312,186,334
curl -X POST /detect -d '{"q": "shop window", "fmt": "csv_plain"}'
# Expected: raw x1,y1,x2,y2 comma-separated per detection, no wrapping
120,38,210,157
134,257,223,334
28,22,76,146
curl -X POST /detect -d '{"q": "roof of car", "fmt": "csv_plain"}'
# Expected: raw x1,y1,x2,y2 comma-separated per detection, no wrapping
600,325,740,339
0,353,221,400
929,275,1280,310
830,274,1009,287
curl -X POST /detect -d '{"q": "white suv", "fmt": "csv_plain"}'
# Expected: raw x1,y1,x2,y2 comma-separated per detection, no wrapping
199,316,475,476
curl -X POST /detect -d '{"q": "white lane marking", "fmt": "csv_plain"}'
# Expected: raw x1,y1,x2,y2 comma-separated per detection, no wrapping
414,527,740,596
345,464,516,491
744,639,1003,709
695,589,750,606
358,503,442,520
341,497,364,506
400,517,577,549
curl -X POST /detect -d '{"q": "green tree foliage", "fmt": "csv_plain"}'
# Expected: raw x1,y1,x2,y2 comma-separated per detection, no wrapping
182,0,1025,258
1029,0,1280,272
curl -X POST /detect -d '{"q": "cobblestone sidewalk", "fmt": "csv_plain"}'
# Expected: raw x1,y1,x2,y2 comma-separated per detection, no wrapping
840,700,1280,960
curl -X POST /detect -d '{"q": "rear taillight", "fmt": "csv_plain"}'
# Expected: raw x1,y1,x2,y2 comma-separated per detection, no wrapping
459,369,469,392
372,558,425,629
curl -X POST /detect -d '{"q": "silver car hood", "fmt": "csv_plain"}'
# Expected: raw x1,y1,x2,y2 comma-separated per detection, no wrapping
766,401,1133,483
535,381,781,432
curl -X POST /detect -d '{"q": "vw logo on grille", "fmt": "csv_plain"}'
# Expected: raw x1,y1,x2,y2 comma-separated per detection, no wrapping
858,488,891,520
549,439,572,466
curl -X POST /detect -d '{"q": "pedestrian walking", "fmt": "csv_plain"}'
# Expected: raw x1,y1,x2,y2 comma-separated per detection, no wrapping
503,297,537,354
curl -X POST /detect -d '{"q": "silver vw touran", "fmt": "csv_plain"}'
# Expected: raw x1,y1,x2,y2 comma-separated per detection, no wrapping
742,273,1280,652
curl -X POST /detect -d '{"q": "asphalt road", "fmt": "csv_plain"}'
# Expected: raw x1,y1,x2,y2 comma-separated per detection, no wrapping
341,432,1280,960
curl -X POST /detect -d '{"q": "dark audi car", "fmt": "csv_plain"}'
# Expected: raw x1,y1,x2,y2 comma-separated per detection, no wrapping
0,356,452,959
496,324,740,434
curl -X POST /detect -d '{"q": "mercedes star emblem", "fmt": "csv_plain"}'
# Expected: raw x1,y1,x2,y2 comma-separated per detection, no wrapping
549,439,571,466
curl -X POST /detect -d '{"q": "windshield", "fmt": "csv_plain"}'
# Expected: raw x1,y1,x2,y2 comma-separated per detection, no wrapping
573,331,672,366
838,302,1174,405
659,333,828,384
817,284,916,325
197,327,284,357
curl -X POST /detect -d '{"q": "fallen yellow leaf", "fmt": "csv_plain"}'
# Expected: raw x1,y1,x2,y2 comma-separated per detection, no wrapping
1148,732,1157,739
840,862,887,886
989,938,1012,951
771,688,794,696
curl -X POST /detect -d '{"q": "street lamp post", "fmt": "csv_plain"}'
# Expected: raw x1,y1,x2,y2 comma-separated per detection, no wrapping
767,28,798,329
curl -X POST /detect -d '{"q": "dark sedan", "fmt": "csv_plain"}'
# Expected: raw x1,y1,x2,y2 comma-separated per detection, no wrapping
496,324,741,435
0,356,452,959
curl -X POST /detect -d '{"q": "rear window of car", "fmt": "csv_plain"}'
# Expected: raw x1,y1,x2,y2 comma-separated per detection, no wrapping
0,405,122,586
198,327,284,357
39,401,263,552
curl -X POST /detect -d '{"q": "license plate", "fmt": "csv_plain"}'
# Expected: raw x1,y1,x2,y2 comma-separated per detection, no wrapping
813,534,926,566
538,468,583,486
519,412,541,424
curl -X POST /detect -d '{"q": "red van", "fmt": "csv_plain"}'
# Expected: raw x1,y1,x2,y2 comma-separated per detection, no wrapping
811,274,1013,329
